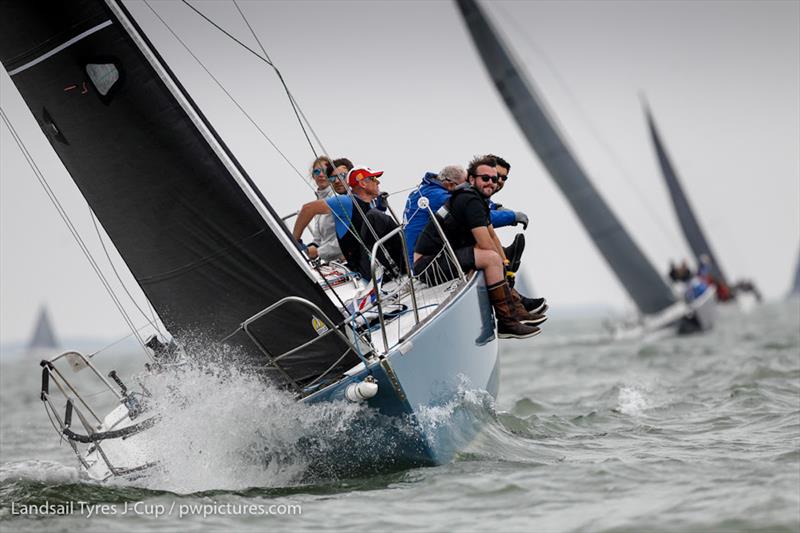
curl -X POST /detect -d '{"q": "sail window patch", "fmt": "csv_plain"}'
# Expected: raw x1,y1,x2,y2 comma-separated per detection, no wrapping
86,63,119,96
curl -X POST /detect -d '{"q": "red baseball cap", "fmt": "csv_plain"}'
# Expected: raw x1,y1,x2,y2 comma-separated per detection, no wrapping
347,166,384,188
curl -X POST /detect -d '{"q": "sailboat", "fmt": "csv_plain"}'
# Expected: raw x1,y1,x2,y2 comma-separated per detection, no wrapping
644,101,764,307
1,0,500,480
456,0,716,336
25,305,60,357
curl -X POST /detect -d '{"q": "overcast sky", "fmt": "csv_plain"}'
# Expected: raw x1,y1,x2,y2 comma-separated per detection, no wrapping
1,0,798,344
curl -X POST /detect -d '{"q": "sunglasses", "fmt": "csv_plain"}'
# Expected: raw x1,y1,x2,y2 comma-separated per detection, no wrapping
329,172,347,182
312,168,326,178
497,174,508,181
474,173,499,184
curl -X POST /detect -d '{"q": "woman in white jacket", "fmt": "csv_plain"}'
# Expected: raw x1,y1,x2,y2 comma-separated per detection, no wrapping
307,156,347,262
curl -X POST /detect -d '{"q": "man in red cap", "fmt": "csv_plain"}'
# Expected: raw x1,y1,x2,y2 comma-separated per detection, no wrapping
293,166,405,280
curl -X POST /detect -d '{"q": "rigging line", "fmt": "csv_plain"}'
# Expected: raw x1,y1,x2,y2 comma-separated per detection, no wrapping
147,2,380,270
168,1,397,275
88,210,165,337
289,93,330,158
182,0,329,166
492,3,684,254
144,0,309,184
0,109,152,362
1,110,149,357
143,9,373,312
179,0,274,66
232,0,318,156
88,322,157,358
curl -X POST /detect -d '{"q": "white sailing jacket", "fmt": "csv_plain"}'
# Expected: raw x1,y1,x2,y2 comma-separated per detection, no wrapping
311,186,344,261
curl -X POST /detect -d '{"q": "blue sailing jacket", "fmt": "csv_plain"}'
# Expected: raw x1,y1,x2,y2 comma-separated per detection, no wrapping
402,173,517,266
487,199,516,228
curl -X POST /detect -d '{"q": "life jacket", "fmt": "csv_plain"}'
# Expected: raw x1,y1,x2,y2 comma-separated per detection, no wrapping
433,184,488,248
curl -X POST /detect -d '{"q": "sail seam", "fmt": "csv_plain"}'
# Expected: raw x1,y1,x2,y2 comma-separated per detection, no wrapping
136,229,267,284
8,20,113,76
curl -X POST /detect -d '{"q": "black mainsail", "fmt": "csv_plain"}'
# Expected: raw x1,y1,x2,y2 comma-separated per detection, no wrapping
456,0,675,315
0,0,358,387
644,102,729,286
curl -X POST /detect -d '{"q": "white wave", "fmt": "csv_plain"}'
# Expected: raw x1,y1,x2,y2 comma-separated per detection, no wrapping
112,361,370,493
0,459,81,484
616,385,651,416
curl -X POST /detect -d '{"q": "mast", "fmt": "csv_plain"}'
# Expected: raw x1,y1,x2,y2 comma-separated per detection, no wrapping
455,0,675,315
0,0,358,387
643,101,729,285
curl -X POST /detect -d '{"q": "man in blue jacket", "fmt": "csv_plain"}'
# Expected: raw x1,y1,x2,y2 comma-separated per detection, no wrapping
403,165,467,267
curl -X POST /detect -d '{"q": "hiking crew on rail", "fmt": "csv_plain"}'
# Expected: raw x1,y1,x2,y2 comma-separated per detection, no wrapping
293,155,547,340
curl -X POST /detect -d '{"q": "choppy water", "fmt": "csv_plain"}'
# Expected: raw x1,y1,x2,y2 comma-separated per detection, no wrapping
1,300,798,532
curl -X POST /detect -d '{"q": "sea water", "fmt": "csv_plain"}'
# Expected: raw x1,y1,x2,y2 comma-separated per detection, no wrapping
1,300,798,532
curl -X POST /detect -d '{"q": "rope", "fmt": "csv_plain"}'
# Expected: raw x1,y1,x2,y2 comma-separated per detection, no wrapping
0,109,153,362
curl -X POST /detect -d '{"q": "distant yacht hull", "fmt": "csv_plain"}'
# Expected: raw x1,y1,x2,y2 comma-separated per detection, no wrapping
611,286,717,340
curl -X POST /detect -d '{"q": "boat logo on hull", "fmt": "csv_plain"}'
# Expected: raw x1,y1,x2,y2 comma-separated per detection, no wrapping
311,316,329,336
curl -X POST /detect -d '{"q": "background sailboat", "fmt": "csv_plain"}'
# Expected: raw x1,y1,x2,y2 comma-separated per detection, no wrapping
455,0,715,334
643,101,728,286
25,305,59,356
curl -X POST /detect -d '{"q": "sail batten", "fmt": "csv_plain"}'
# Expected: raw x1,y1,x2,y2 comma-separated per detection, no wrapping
1,0,358,386
644,103,729,286
456,0,675,315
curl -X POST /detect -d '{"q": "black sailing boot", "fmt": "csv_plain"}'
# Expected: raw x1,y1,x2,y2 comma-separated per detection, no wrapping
488,280,541,339
502,233,526,273
510,287,548,326
511,286,548,314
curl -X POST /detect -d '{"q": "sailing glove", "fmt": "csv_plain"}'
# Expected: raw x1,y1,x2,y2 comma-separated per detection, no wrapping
514,212,529,230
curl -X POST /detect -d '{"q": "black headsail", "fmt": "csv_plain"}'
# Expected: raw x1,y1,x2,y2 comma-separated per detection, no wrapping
0,0,359,388
644,102,729,286
456,0,675,315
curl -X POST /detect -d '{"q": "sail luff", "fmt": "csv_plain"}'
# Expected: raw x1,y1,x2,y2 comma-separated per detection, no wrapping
644,103,729,285
791,247,800,296
456,0,675,315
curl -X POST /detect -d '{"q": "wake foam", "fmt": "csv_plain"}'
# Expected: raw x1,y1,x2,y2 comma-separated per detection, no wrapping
117,360,373,493
0,460,81,485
